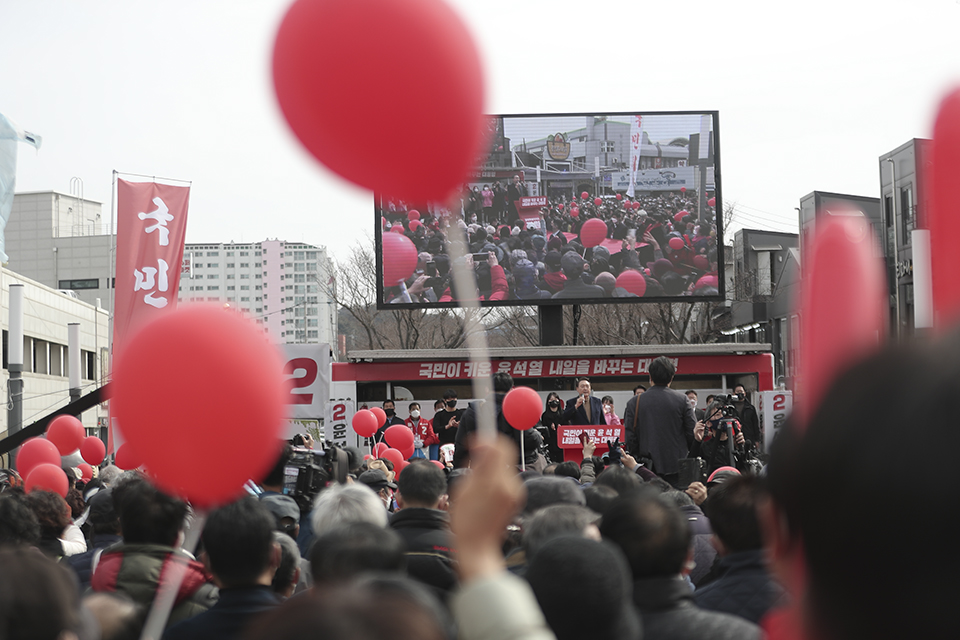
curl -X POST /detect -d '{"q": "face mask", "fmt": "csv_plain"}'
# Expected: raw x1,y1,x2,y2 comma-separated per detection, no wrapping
410,410,420,419
385,409,395,417
548,401,559,408
446,400,457,408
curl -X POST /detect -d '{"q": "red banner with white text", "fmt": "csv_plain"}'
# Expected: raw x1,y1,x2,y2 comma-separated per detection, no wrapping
113,179,190,361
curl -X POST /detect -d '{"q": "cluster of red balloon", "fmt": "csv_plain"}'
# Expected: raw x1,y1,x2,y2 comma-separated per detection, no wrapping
351,408,415,475
15,414,107,497
111,305,288,508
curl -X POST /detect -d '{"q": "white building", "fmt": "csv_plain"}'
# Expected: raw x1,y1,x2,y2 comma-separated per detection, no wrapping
1,268,110,446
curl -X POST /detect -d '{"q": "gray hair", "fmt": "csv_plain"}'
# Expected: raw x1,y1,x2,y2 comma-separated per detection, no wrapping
310,483,388,536
523,504,599,558
98,465,122,487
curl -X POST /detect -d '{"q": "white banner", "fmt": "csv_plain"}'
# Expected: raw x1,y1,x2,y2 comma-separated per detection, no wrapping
324,400,354,449
759,390,792,453
281,343,330,420
627,115,642,198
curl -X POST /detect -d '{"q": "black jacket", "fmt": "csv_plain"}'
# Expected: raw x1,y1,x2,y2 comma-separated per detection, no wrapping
454,394,542,467
693,549,790,625
562,395,605,426
624,386,696,476
162,585,279,640
64,533,122,590
389,508,457,597
632,575,761,640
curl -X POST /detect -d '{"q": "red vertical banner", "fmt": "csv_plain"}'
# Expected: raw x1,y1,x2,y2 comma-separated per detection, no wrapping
113,178,190,362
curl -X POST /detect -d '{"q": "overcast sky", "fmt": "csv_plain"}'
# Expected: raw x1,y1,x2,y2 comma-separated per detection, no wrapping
3,0,960,259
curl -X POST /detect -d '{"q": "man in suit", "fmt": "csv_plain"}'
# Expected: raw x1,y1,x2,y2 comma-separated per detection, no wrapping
563,377,605,426
624,357,696,487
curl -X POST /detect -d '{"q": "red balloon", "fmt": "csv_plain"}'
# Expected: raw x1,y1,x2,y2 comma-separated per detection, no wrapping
616,270,647,297
25,463,69,497
616,193,622,201
80,436,106,465
558,203,564,211
581,191,589,200
668,237,685,251
409,220,422,230
370,407,388,428
931,87,960,330
272,0,487,203
400,445,416,460
673,212,686,223
708,197,716,207
112,305,287,508
114,443,141,471
353,409,379,438
407,209,421,221
797,212,886,428
78,463,93,483
395,460,410,476
46,415,85,455
382,232,419,287
502,386,541,430
695,275,719,290
580,218,608,248
570,207,580,218
381,448,404,467
390,225,405,234
632,201,641,210
593,197,602,206
693,255,710,270
384,424,414,451
15,438,61,478
381,216,387,228
680,187,687,192
372,442,390,457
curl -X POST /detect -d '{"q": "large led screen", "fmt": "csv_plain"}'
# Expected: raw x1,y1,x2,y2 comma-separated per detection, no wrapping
377,111,723,308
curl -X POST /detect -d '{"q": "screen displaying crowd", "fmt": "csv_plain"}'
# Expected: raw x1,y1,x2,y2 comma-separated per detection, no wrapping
377,112,722,307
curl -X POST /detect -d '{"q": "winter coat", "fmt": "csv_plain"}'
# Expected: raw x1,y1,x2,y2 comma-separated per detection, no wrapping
389,508,457,598
632,575,761,640
694,549,790,625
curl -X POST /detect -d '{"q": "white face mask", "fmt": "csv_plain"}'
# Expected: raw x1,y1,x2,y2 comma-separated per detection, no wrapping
410,410,421,419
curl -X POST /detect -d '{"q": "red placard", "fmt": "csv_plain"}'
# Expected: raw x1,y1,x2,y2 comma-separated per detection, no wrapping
113,179,190,360
557,424,624,449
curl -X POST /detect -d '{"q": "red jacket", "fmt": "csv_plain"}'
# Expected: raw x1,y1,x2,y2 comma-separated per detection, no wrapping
405,417,439,446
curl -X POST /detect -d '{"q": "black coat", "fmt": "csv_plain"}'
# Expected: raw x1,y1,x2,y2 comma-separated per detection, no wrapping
389,508,457,597
693,549,790,625
632,576,761,640
562,395,605,426
163,586,280,640
624,386,696,476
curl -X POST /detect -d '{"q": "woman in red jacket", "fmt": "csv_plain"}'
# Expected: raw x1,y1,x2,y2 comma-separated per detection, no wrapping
405,401,440,460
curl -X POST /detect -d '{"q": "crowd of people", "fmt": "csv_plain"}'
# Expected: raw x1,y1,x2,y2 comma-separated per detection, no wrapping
3,337,955,640
380,180,720,304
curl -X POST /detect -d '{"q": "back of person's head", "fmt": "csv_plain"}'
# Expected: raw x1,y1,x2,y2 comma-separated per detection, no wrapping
594,466,641,495
542,463,558,476
522,504,599,558
88,487,121,536
310,483,388,537
271,531,301,597
396,462,446,509
246,575,449,640
522,476,586,515
309,522,405,586
202,497,277,587
0,493,40,547
493,372,514,393
112,477,186,546
644,477,674,494
599,489,690,579
765,338,960,640
98,465,122,487
0,547,80,640
526,537,640,640
702,475,762,553
553,461,581,482
583,484,619,517
82,592,143,640
260,442,293,488
661,489,695,509
648,356,676,385
24,490,70,538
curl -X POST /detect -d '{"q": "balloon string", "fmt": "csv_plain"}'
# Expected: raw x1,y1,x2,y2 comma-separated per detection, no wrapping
139,509,208,640
443,205,497,442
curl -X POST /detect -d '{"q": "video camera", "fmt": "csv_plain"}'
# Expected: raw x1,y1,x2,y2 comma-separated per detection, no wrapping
283,439,349,514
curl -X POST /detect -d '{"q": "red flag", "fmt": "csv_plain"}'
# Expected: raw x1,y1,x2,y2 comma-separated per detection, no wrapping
930,87,960,331
113,179,190,366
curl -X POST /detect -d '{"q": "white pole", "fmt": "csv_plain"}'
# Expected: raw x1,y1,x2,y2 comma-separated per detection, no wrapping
7,283,24,469
68,322,81,401
912,229,932,329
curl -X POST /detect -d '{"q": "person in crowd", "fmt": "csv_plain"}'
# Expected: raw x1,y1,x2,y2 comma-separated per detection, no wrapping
659,489,716,587
310,483,389,537
729,384,761,450
686,390,705,421
163,498,281,640
433,389,463,449
522,476,587,515
308,522,406,588
0,546,84,640
601,395,622,426
583,484,619,517
357,468,398,511
390,460,457,597
552,252,606,299
540,391,565,462
83,592,143,640
552,461,581,483
507,174,524,219
522,504,601,562
600,489,761,640
270,531,301,600
405,401,439,460
375,399,406,442
694,476,788,623
624,356,696,486
24,490,73,559
91,477,217,629
65,487,124,589
563,377,605,426
697,400,747,476
0,491,40,548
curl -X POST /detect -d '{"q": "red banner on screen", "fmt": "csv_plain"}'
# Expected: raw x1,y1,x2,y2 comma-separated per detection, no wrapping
113,179,190,360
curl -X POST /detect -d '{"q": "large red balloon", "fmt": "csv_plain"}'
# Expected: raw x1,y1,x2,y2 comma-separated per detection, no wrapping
114,443,141,471
46,415,85,455
593,197,602,207
382,232,419,287
616,270,647,297
632,201,641,210
581,191,589,200
407,209,421,221
570,207,580,218
370,407,388,428
353,410,379,438
616,193,622,201
580,218,608,248
80,437,106,465
381,448,404,467
796,212,886,428
78,463,93,483
668,237,685,251
25,464,69,498
372,442,390,457
112,305,287,508
708,197,716,207
384,424,414,451
502,386,541,430
272,0,487,203
16,438,61,478
931,87,960,331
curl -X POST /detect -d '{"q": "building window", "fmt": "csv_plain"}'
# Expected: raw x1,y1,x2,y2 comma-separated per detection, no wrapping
206,251,219,256
241,297,250,302
240,274,249,279
307,330,318,339
226,251,234,257
308,318,318,327
240,251,249,256
226,274,235,279
307,307,317,316
208,274,219,279
240,285,250,290
307,251,317,259
227,286,235,291
294,274,305,283
900,185,914,240
207,286,219,291
58,279,99,290
227,263,235,268
240,263,249,268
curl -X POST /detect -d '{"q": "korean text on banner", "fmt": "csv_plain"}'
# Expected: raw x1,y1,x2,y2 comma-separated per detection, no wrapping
113,179,190,360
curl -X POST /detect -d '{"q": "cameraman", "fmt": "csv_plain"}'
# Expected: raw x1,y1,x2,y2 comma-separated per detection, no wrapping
730,384,761,449
696,399,746,477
